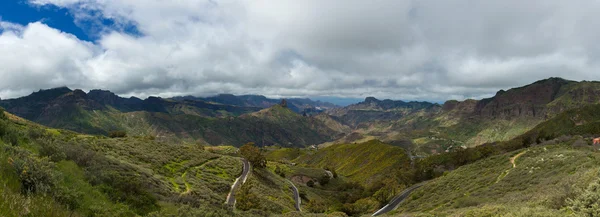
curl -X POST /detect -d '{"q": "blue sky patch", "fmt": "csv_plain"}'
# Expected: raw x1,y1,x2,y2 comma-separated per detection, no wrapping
0,0,141,41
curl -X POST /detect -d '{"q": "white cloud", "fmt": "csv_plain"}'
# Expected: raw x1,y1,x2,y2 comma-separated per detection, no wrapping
1,0,600,102
0,22,95,91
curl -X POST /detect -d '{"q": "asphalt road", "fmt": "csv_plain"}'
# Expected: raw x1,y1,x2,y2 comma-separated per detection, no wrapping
287,180,302,211
372,182,427,216
225,158,251,207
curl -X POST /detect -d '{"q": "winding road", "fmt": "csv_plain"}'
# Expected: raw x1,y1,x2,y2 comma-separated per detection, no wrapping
225,158,251,207
287,180,301,211
372,182,427,216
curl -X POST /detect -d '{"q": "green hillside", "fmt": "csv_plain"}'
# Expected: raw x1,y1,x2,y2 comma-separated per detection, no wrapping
389,143,600,216
0,89,339,148
295,140,411,186
0,108,268,217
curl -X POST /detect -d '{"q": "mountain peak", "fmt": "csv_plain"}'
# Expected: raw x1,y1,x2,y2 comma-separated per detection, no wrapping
88,89,117,96
72,89,87,97
364,97,379,103
533,77,570,84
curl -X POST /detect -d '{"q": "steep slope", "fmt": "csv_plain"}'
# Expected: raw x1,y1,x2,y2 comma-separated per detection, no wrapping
474,77,574,119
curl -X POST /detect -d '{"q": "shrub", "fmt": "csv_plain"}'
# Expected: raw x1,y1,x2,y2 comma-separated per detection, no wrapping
27,128,46,140
319,174,330,186
109,131,127,138
0,107,6,120
567,178,600,216
307,199,327,213
274,165,285,178
54,185,83,211
9,154,57,194
237,183,260,211
341,198,378,216
4,130,19,146
307,180,315,187
38,139,66,162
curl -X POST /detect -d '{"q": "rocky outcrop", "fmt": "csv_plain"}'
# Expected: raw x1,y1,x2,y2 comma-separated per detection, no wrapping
473,78,573,119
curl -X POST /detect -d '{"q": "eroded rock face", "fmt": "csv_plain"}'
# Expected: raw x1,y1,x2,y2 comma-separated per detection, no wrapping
474,78,572,119
442,99,477,114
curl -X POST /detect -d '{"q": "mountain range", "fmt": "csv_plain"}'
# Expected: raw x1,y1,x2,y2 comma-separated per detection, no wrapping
2,77,600,152
1,77,600,216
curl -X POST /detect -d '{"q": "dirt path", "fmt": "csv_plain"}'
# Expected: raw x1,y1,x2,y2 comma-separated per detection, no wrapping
510,150,527,168
496,150,527,184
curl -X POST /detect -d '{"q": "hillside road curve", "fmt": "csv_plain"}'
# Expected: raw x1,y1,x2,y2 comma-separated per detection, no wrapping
225,158,251,207
287,180,301,211
372,182,427,216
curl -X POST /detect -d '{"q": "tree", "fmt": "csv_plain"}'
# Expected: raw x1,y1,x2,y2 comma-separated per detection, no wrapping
239,142,266,169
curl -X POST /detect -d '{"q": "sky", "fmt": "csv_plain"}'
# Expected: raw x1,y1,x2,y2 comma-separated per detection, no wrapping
1,0,600,103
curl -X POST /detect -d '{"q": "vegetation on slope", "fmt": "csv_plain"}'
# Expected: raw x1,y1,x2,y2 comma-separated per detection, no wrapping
0,107,271,217
392,143,600,216
295,140,411,186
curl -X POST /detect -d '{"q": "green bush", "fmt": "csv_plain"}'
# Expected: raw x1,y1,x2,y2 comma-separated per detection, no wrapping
27,127,47,140
306,199,327,213
274,165,285,177
0,107,7,120
54,185,83,211
0,120,20,146
38,139,66,162
568,178,600,216
319,174,330,186
9,153,57,194
237,183,260,211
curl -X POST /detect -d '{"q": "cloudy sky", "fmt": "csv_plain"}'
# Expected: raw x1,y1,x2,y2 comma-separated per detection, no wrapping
1,0,600,102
